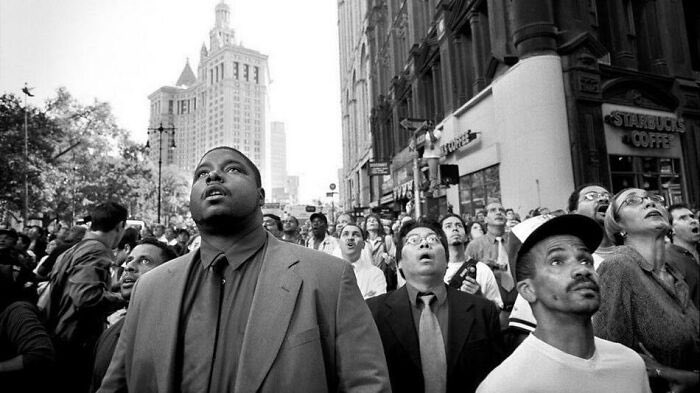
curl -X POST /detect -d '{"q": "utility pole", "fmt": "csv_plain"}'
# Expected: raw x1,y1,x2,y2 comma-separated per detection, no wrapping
400,118,432,220
146,123,176,224
21,83,35,229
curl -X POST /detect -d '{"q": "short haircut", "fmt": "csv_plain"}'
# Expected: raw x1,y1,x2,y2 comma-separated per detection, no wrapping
137,237,178,263
667,203,690,225
117,227,140,251
440,213,467,230
30,225,44,236
89,201,128,232
604,188,670,245
200,146,262,187
339,223,366,240
567,183,604,213
263,214,283,231
176,228,191,237
395,218,449,263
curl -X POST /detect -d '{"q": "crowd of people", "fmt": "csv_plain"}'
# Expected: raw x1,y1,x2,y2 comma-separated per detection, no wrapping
0,146,698,393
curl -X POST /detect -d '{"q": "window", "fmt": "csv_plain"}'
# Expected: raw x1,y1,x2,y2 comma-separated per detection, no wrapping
458,165,501,216
244,64,249,81
234,62,239,79
254,66,259,84
168,100,173,114
609,155,684,204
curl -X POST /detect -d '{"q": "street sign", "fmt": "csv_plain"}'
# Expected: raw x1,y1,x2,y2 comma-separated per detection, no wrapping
305,205,317,213
368,161,390,176
329,183,336,190
400,118,431,131
326,192,335,197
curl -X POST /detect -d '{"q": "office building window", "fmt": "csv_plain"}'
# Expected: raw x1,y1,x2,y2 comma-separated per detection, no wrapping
609,155,684,204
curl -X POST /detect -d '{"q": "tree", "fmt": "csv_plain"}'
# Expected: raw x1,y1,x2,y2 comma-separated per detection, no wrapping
0,93,64,217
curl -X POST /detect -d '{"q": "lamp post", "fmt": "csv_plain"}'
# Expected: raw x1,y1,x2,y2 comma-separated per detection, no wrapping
21,83,35,229
146,123,176,224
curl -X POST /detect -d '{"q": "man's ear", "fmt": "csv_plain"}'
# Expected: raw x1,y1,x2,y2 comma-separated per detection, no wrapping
258,188,266,207
517,279,537,303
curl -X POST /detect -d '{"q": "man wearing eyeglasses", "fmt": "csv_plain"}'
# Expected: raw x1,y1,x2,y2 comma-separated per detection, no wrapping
90,238,178,392
566,184,615,269
367,218,503,393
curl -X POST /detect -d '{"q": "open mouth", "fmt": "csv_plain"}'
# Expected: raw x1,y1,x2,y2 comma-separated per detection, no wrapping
121,278,135,288
645,210,663,218
345,240,356,248
418,251,433,263
203,185,227,200
596,204,609,215
691,227,699,234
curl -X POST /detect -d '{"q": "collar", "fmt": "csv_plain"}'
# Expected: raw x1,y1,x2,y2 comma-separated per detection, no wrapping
199,226,267,271
405,281,447,308
483,231,504,244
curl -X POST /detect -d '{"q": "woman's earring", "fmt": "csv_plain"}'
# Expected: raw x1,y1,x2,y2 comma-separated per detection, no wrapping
619,231,627,239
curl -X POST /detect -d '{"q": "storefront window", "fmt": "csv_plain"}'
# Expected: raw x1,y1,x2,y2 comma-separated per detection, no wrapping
609,155,684,204
459,165,501,216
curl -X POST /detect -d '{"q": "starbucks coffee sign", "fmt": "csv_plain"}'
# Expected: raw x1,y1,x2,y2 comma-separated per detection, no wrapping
604,111,685,149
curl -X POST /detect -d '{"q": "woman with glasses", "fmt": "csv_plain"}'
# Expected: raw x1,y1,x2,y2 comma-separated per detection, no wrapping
592,188,699,393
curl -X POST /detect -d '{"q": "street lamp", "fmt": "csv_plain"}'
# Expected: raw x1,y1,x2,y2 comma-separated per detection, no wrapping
146,122,176,224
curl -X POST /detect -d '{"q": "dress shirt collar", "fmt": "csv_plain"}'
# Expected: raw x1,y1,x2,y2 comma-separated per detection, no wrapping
406,281,447,308
199,226,267,271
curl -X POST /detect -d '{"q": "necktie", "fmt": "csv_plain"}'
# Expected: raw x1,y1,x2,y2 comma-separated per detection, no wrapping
418,294,447,393
496,237,514,291
206,254,229,393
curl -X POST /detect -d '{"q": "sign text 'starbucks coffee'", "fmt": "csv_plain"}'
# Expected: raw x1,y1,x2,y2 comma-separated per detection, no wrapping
604,111,685,149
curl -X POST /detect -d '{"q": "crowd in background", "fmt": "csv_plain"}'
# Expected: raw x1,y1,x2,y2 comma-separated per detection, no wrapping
1,182,698,393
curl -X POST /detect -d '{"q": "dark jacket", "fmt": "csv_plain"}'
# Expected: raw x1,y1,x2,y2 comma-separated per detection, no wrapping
367,285,504,393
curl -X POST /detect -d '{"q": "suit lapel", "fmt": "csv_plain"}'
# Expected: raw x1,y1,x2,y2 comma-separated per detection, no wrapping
385,286,422,371
446,288,475,373
155,251,199,392
235,235,301,393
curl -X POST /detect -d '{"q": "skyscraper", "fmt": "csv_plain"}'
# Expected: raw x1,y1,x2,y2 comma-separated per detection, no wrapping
269,121,288,201
148,1,269,177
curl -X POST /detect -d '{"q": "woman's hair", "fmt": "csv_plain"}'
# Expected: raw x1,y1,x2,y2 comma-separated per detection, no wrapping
604,188,670,245
364,213,386,237
466,220,485,240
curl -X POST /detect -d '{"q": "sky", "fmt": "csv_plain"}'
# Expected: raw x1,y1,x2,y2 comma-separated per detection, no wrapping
0,0,343,204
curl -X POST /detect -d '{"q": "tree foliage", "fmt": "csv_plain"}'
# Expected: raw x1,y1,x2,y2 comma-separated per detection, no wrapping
0,88,191,227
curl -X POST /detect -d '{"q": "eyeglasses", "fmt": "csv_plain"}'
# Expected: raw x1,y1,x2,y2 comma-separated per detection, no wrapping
404,233,441,246
582,191,611,201
615,194,665,215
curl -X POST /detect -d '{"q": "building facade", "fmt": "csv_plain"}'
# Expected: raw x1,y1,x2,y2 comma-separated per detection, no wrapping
337,0,374,212
348,0,699,219
269,121,288,202
148,1,269,180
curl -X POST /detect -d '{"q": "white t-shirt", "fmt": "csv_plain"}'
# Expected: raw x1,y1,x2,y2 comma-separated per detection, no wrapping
333,248,387,299
444,261,503,309
477,334,651,393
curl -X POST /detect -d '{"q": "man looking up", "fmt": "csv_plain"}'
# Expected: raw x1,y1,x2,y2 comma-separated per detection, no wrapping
567,184,615,268
336,223,386,299
666,204,699,308
90,238,177,392
280,215,304,245
466,202,517,323
306,212,339,255
441,214,503,309
477,215,650,393
262,213,283,239
44,201,128,393
368,218,503,393
98,146,389,393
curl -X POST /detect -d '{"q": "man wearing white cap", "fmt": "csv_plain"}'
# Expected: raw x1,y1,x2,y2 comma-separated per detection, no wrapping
477,215,650,393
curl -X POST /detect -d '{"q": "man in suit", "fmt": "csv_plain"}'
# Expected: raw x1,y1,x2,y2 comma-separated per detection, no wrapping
367,218,503,393
98,146,390,393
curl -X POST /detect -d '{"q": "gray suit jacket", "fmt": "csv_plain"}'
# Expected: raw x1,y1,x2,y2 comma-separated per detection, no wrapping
97,234,391,393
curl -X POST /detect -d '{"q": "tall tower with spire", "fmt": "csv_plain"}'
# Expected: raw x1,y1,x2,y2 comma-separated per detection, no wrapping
148,0,269,184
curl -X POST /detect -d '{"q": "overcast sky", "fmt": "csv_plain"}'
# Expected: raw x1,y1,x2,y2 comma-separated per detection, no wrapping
0,0,343,204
